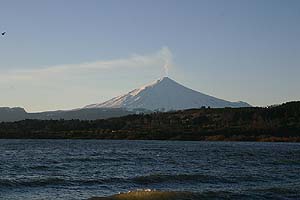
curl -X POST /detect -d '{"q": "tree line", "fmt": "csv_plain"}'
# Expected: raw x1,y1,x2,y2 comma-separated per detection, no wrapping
0,101,299,142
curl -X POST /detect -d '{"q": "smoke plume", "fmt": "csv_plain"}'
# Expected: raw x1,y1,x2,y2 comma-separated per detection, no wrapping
159,46,173,76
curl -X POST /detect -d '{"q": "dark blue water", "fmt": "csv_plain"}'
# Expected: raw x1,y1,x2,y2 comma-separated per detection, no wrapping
0,140,300,200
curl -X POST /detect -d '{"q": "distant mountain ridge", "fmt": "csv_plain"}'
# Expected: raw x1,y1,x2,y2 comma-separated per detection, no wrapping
85,77,251,110
0,107,28,122
0,107,134,122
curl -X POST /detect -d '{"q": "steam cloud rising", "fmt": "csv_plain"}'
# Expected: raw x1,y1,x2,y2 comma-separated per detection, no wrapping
160,46,173,76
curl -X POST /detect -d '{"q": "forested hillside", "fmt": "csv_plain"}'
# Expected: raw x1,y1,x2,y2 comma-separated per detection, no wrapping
0,101,299,142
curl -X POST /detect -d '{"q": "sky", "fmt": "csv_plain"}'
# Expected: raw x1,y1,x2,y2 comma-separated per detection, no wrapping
0,0,300,112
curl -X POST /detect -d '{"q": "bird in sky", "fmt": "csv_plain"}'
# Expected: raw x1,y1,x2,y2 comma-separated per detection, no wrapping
1,32,6,36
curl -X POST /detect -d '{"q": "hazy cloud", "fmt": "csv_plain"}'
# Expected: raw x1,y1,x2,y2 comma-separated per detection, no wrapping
0,47,173,82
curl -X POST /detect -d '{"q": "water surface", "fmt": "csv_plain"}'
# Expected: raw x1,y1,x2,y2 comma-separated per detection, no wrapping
0,140,300,199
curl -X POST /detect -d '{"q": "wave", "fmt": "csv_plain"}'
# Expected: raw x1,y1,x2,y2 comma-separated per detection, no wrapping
131,173,232,184
0,173,260,187
64,156,125,163
0,177,115,188
0,173,238,188
251,185,300,198
88,190,198,200
0,177,66,187
130,173,268,185
87,189,246,200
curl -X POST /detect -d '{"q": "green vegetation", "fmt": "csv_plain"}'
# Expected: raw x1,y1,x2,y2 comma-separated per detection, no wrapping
0,101,300,142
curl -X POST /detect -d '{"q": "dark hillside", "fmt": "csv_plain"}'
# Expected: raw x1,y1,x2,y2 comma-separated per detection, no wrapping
0,101,299,142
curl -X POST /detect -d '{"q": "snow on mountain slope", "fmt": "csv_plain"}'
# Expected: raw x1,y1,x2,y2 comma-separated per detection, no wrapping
85,77,251,111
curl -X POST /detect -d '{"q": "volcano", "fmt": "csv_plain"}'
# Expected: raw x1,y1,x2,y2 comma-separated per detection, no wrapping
85,77,251,111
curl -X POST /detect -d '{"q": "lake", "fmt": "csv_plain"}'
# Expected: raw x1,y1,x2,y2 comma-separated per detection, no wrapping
0,140,300,199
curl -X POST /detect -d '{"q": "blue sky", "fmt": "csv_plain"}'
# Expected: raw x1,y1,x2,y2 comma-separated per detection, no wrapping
0,0,300,111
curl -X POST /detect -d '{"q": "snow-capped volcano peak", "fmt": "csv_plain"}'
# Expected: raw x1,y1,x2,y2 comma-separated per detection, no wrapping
85,77,251,110
128,77,179,96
